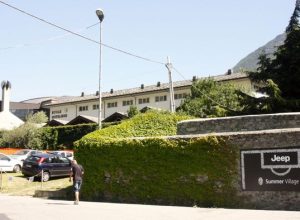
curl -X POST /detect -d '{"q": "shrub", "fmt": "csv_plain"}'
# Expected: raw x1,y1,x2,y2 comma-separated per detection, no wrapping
75,136,240,207
74,111,242,207
42,123,98,149
81,110,192,142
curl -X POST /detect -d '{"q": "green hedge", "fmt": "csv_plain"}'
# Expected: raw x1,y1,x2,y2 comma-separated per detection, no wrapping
81,111,192,141
75,136,240,207
41,123,98,149
74,111,242,207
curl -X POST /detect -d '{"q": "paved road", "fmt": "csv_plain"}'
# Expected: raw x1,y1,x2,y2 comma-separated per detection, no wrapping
0,195,299,220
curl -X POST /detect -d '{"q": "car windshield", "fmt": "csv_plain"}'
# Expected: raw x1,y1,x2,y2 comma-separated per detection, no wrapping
50,152,59,155
26,155,42,162
0,154,9,160
13,150,30,155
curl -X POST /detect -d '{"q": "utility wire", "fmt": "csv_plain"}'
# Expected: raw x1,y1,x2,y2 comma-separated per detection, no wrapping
0,1,164,65
172,66,238,112
0,22,100,50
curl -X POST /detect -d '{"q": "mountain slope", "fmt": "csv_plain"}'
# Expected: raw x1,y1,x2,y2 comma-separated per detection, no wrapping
232,33,286,73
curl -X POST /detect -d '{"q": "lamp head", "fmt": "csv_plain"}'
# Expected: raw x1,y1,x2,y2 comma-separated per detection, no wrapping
96,8,104,22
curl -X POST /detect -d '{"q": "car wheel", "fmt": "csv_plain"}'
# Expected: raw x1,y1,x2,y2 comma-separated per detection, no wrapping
42,171,50,182
13,165,21,173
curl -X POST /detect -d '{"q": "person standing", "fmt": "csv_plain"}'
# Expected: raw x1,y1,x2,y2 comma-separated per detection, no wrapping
69,160,84,205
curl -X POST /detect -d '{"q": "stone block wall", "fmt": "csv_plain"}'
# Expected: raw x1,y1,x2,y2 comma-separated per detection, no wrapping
177,112,300,135
220,128,300,210
176,111,300,210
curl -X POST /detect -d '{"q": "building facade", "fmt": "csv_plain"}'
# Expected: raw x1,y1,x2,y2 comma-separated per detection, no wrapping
43,73,252,122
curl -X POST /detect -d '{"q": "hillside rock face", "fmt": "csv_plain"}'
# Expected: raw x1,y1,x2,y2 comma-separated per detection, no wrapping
232,33,286,73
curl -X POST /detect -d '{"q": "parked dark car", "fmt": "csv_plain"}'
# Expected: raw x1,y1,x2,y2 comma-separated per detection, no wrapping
22,153,71,182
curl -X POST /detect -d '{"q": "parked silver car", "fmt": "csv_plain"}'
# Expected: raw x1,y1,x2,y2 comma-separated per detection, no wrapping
0,153,23,172
10,149,43,162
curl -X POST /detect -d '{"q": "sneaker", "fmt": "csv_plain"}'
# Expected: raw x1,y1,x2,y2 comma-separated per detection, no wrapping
74,201,79,205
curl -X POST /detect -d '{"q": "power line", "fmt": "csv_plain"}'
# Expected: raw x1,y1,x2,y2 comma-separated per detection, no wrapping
0,1,164,65
172,65,238,112
0,22,99,50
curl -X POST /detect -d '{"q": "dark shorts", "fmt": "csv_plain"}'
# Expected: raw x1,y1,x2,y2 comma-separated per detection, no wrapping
73,180,82,192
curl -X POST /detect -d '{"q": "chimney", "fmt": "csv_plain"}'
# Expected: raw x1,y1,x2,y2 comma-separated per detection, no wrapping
192,76,197,82
110,89,114,94
81,92,84,97
227,69,232,75
141,84,144,89
95,91,99,96
157,81,161,87
1,81,11,112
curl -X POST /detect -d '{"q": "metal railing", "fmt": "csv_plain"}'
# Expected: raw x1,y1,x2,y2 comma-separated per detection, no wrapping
0,168,45,191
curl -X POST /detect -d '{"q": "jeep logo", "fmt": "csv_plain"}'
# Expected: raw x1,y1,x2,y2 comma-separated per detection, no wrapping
263,151,298,166
271,155,290,163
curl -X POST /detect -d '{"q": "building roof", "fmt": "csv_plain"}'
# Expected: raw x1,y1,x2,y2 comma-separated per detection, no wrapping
45,119,69,127
67,115,98,125
0,101,41,111
102,112,128,123
44,73,247,107
20,96,71,104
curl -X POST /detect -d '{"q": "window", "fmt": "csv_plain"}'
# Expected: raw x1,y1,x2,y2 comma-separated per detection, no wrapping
107,102,118,108
0,155,9,161
93,104,99,110
59,157,70,164
79,106,88,112
52,110,61,114
174,93,188,100
138,98,150,104
122,100,133,106
52,114,67,119
155,95,167,102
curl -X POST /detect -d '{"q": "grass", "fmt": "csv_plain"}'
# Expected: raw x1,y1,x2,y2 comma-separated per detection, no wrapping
0,172,72,196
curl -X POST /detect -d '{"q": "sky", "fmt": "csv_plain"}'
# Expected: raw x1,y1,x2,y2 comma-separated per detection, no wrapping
0,0,296,102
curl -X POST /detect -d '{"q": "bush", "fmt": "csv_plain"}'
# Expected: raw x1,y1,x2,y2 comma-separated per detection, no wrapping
75,136,240,207
42,123,98,149
1,123,41,149
74,111,242,207
81,110,192,141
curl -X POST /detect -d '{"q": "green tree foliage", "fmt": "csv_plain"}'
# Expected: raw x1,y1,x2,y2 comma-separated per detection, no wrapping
127,105,139,118
247,0,300,109
237,79,285,114
273,0,300,99
177,78,242,118
1,112,48,149
1,123,43,149
26,111,48,124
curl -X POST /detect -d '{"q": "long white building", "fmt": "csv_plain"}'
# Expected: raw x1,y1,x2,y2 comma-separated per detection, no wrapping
43,73,252,123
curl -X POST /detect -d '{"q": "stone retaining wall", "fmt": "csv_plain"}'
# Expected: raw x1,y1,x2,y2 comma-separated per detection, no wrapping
176,111,300,210
177,112,300,135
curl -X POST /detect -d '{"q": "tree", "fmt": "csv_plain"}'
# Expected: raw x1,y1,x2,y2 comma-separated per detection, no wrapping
249,0,300,100
273,0,300,99
237,79,285,114
26,111,48,124
177,78,242,118
1,112,48,149
1,123,40,148
127,105,139,118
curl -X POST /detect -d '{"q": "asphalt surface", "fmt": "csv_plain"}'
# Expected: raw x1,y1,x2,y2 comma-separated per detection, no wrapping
0,195,299,220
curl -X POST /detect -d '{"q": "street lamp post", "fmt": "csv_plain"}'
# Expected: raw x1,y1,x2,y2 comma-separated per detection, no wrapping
96,8,104,129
